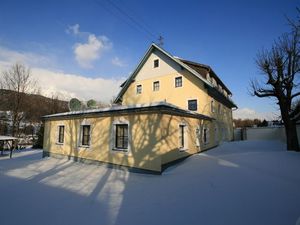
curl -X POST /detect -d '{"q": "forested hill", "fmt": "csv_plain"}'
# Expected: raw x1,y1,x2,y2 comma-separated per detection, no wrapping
0,89,69,122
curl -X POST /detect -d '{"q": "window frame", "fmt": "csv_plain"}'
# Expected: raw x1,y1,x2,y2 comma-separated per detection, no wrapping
112,120,130,152
178,123,188,151
136,84,142,94
153,81,160,91
203,126,210,145
58,125,64,144
80,125,91,147
211,100,215,113
115,124,129,150
187,99,198,111
175,76,183,88
154,59,159,68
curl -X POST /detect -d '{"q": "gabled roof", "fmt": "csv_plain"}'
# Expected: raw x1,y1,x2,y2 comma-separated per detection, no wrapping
113,43,235,108
114,43,212,103
178,59,232,95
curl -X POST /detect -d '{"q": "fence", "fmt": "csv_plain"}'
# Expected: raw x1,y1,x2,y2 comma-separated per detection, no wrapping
234,125,300,144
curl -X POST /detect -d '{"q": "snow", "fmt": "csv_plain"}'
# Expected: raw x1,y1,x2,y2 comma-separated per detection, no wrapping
1,140,300,225
0,135,17,141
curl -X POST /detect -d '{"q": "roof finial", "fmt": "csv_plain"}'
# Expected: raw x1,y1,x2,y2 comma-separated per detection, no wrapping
157,35,164,47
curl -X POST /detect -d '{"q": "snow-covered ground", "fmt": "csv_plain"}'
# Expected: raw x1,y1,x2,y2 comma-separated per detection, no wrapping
1,140,300,225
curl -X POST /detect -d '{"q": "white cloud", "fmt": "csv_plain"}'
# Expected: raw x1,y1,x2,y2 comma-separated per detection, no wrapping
0,47,124,103
0,46,52,68
66,24,112,69
112,57,126,67
233,107,278,120
31,68,123,102
74,34,112,69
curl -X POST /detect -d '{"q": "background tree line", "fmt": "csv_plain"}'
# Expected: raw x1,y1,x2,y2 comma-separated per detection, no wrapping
0,63,68,140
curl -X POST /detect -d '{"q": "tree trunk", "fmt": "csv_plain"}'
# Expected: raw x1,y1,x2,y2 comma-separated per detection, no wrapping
285,121,299,151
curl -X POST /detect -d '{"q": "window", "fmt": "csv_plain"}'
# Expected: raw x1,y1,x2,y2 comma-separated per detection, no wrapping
58,125,64,144
179,124,185,149
115,124,129,150
179,124,187,150
154,59,159,68
211,100,215,113
188,99,197,111
203,127,209,144
136,85,142,94
175,77,182,87
81,125,90,146
153,81,160,91
218,104,221,114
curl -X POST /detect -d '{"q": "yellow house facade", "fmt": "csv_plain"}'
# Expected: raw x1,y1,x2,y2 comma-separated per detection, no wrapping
43,44,237,173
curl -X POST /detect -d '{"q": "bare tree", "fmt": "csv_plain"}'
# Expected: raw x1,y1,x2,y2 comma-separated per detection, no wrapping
1,63,36,137
251,10,300,151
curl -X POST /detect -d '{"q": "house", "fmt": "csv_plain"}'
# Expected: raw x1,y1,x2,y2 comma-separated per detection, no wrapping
42,43,237,173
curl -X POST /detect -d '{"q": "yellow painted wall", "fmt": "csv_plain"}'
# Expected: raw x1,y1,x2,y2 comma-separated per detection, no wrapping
44,113,163,172
121,51,234,142
43,112,216,172
159,114,217,165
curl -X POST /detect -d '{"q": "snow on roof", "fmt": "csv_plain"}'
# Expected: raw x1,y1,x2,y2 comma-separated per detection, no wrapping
43,101,213,120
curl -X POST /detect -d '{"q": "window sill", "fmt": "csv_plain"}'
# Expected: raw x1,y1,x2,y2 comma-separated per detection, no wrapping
112,148,128,152
55,142,64,145
78,145,91,149
179,148,188,152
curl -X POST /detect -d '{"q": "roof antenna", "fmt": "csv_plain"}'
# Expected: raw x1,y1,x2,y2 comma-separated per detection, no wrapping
157,35,164,47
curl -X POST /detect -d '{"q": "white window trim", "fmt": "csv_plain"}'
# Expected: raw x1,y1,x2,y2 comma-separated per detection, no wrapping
78,120,91,149
195,126,201,147
186,98,198,111
218,103,221,114
136,84,142,94
211,100,215,113
153,58,159,68
153,80,160,92
175,76,183,88
178,122,188,151
55,123,65,145
111,119,131,153
203,125,210,145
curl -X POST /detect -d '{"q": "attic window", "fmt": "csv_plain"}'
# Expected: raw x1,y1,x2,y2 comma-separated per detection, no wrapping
154,59,159,68
175,77,182,88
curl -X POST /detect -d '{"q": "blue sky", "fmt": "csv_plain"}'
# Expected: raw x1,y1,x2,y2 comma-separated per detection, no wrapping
0,0,298,119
